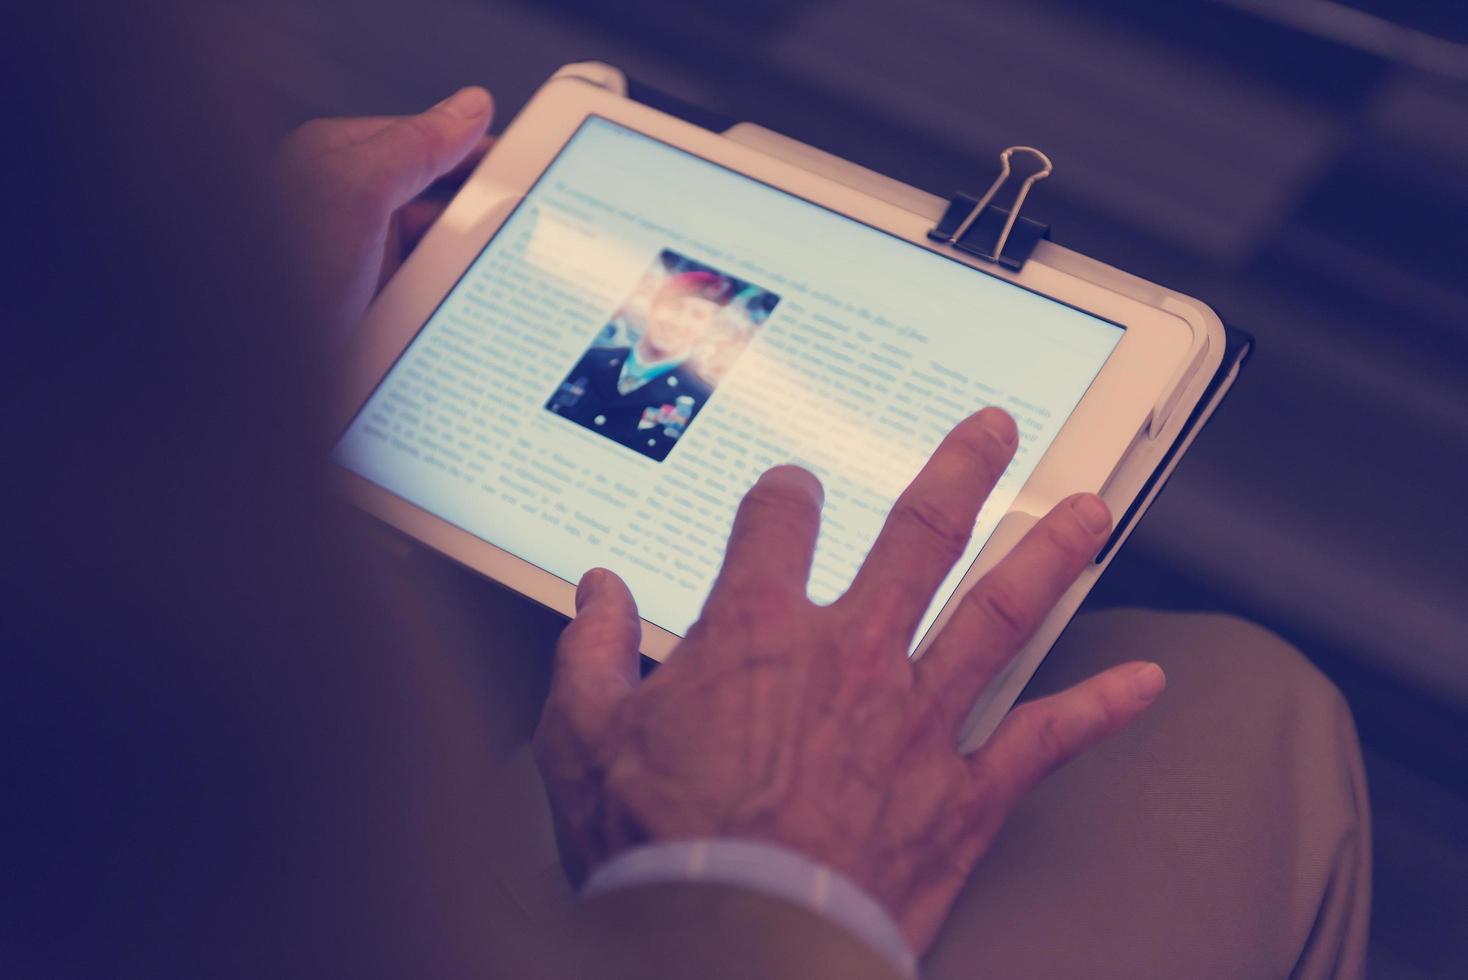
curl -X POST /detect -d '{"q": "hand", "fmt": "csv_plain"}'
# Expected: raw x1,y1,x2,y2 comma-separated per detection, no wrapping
533,408,1165,955
272,87,494,342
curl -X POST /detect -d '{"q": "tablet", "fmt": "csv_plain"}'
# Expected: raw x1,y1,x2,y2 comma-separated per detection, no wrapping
332,74,1203,666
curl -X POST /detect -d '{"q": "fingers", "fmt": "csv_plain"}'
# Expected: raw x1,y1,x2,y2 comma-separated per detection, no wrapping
355,87,494,213
271,89,494,338
705,465,824,609
840,408,1017,646
437,133,495,186
536,569,639,888
275,89,491,205
384,135,497,284
395,199,450,254
392,135,495,251
969,661,1165,811
915,493,1111,724
546,568,642,728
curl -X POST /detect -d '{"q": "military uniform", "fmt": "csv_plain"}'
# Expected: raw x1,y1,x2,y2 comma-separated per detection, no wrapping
546,346,711,462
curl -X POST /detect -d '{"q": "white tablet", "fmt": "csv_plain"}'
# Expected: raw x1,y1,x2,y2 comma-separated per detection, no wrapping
332,73,1209,672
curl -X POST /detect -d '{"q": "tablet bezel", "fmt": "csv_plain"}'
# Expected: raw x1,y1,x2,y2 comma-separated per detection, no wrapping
333,76,1200,662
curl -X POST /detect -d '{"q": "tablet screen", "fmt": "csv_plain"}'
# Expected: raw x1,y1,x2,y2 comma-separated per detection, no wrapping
335,116,1123,650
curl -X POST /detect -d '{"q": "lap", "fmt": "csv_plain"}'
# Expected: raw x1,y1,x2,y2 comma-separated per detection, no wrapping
924,608,1370,980
393,546,1369,980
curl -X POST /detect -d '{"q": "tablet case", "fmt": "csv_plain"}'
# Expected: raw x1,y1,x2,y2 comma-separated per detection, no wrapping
550,63,1254,749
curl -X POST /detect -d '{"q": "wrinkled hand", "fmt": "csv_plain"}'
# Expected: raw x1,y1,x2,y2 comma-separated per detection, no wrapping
533,408,1165,954
272,87,494,342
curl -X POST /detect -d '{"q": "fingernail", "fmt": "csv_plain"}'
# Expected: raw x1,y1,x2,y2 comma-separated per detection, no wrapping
1131,663,1166,702
435,87,490,120
976,407,1018,449
575,568,605,612
1070,493,1112,534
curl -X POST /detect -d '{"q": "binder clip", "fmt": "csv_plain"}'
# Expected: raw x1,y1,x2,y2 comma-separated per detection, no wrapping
928,146,1052,271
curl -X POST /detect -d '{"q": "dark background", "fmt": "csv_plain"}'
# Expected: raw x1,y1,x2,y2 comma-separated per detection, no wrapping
74,1,1468,975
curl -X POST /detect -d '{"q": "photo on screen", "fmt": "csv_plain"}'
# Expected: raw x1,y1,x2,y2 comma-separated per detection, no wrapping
545,248,780,462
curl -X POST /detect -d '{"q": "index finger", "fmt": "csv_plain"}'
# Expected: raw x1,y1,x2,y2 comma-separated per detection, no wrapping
839,408,1017,646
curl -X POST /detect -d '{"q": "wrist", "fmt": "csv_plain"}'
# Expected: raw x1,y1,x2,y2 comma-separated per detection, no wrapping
583,838,916,977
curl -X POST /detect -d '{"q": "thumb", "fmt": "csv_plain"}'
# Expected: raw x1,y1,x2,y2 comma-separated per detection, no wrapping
549,569,642,721
535,570,640,888
357,86,493,213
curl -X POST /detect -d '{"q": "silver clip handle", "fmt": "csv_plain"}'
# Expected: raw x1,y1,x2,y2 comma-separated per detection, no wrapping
947,146,1053,261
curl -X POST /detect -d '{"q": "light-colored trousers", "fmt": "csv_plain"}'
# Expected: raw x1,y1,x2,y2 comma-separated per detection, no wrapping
391,544,1371,980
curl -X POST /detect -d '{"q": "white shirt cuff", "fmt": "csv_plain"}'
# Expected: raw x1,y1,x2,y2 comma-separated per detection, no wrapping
582,838,916,977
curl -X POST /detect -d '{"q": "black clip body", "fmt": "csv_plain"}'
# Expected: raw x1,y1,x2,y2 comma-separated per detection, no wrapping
928,146,1053,271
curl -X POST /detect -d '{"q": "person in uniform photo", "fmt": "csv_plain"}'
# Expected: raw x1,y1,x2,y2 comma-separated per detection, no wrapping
546,254,777,461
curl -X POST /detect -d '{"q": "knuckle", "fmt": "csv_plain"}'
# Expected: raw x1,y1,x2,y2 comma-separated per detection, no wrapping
1032,709,1071,766
842,605,893,657
1091,684,1130,730
893,497,971,562
1040,510,1096,560
969,579,1034,641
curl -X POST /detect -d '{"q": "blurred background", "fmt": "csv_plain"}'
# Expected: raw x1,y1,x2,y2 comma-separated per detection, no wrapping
211,0,1466,974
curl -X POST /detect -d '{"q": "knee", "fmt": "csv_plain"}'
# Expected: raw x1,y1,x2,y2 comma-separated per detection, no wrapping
1042,607,1368,834
1013,609,1371,979
1052,607,1351,727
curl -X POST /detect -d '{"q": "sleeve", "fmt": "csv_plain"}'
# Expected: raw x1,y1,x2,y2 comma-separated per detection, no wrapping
582,839,917,977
